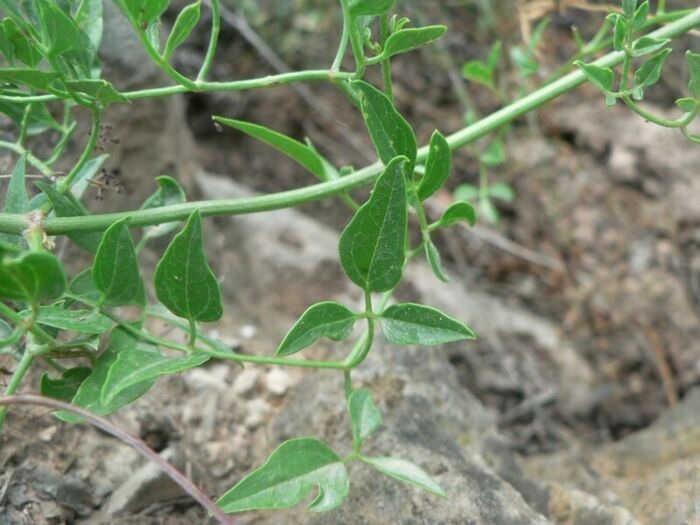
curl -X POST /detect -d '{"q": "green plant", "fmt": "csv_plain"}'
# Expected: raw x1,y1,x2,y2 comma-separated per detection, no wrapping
0,0,698,521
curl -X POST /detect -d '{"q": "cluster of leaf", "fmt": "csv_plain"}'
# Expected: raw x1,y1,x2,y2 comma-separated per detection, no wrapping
0,0,480,517
212,75,478,510
575,0,700,138
217,389,445,513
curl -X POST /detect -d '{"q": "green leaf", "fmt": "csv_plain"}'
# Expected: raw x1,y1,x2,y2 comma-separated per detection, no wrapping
574,61,614,92
354,80,417,171
277,301,358,357
40,367,91,402
163,1,201,60
0,68,61,91
35,181,102,252
142,0,171,24
101,347,209,404
417,131,450,201
480,197,500,224
0,100,62,136
349,0,394,16
145,20,160,52
2,19,42,67
360,456,446,497
64,79,128,104
631,36,669,58
69,268,101,303
453,183,479,202
634,48,671,89
462,60,492,88
56,327,156,422
622,0,637,18
139,176,187,244
339,157,408,292
75,0,104,52
676,97,696,113
687,51,700,98
378,25,446,60
380,303,475,345
425,239,448,283
32,305,112,334
217,437,349,513
487,40,502,70
434,201,476,228
480,139,505,167
0,251,67,303
213,117,328,181
154,210,223,322
93,218,144,306
36,0,83,57
632,1,649,30
488,182,515,202
4,154,28,214
612,15,627,52
348,388,382,448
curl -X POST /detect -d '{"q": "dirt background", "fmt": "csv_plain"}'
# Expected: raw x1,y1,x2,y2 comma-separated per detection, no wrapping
1,1,700,524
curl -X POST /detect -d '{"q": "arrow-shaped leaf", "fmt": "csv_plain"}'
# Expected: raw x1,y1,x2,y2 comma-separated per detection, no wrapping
277,301,358,356
154,210,223,322
339,157,408,292
217,438,349,513
380,303,475,345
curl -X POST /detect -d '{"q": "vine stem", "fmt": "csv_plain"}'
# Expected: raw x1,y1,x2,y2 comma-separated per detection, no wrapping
0,394,235,525
338,0,366,77
0,349,35,429
0,70,355,104
622,96,700,127
0,8,698,238
56,109,101,193
198,0,221,82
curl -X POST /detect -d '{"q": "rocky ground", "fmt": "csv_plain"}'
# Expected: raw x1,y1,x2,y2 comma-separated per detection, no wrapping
1,1,700,524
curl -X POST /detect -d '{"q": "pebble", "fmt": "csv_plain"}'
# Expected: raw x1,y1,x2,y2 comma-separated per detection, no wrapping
232,368,260,397
244,399,271,429
264,368,292,397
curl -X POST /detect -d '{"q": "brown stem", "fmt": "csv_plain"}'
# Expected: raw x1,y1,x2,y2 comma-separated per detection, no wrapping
0,394,234,525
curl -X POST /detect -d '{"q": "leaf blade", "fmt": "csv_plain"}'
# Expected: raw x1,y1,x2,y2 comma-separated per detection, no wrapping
154,210,223,322
93,218,144,306
380,303,476,345
361,456,446,497
354,80,417,171
339,157,408,292
417,130,451,201
217,438,349,513
277,301,358,356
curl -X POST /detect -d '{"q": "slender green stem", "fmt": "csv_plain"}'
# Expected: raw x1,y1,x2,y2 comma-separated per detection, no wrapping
344,369,353,400
0,141,54,177
682,126,700,143
622,96,700,127
658,0,666,15
342,291,375,369
100,308,348,369
0,303,55,346
45,121,78,166
0,347,34,429
379,15,394,103
17,103,33,147
331,12,350,71
197,0,221,82
339,0,366,77
134,25,196,90
0,9,698,238
187,318,197,349
56,109,101,193
0,71,355,105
